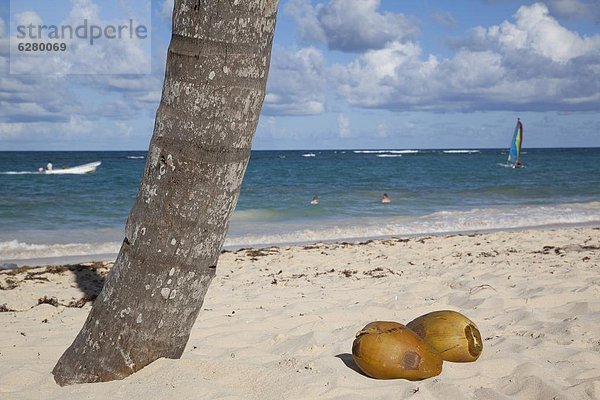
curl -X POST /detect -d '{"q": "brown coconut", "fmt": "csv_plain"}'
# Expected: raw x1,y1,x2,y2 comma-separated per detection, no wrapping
352,321,443,380
406,310,483,362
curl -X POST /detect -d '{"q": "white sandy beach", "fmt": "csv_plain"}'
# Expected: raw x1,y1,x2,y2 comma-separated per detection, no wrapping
1,227,599,399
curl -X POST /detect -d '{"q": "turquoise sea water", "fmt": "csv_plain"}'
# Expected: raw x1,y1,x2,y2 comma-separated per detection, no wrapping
1,148,600,264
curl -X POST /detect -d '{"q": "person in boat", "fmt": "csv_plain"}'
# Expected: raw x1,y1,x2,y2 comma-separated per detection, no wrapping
514,160,523,168
310,196,319,205
46,161,53,172
381,193,391,203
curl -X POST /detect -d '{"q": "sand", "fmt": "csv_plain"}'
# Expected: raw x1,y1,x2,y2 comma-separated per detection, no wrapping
1,227,599,399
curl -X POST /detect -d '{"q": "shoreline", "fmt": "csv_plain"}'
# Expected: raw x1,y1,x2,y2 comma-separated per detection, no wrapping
3,220,600,268
1,225,599,399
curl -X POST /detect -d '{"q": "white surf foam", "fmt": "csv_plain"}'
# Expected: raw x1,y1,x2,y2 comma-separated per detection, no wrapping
443,150,481,154
354,150,418,154
0,240,120,262
225,202,600,247
4,202,599,264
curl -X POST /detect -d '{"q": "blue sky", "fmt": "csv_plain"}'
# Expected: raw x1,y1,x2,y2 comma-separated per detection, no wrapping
0,0,599,150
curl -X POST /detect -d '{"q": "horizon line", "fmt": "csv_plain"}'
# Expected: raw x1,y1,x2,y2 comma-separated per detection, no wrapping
1,146,599,152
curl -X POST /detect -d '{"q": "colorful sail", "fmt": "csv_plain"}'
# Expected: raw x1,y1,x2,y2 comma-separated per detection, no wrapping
507,118,523,164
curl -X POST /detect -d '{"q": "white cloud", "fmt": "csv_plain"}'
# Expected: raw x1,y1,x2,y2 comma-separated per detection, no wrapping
115,121,134,137
440,50,505,90
0,115,93,141
64,0,150,74
264,46,326,116
376,123,388,138
15,11,44,27
333,41,439,109
256,116,290,141
0,48,80,123
286,0,419,52
62,115,95,135
483,3,600,63
332,3,600,112
337,114,351,138
67,0,100,21
0,123,26,139
284,0,326,44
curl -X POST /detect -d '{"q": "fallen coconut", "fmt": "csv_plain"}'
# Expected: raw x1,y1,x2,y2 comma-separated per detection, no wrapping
352,321,443,380
406,310,483,362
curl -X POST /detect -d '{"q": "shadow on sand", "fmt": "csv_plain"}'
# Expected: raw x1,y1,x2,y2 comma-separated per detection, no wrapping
335,353,365,376
70,263,106,299
1,262,109,310
39,263,108,307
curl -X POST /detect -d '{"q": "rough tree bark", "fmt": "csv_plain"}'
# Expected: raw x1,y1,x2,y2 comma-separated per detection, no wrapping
53,0,279,385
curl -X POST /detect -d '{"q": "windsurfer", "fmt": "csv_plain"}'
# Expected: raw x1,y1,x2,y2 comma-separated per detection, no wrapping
514,119,523,168
507,118,523,168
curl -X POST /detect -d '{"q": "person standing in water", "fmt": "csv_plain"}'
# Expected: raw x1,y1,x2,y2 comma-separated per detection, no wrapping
381,193,391,203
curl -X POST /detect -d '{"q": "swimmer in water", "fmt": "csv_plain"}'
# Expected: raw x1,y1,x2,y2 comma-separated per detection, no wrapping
310,196,319,205
381,193,391,203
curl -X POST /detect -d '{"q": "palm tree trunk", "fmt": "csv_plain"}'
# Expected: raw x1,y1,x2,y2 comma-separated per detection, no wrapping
52,0,279,385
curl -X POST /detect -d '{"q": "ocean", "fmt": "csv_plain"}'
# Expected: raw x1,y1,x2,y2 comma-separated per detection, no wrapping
1,148,600,266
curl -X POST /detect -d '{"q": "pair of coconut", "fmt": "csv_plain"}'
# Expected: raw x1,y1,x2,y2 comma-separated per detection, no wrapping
352,310,483,380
